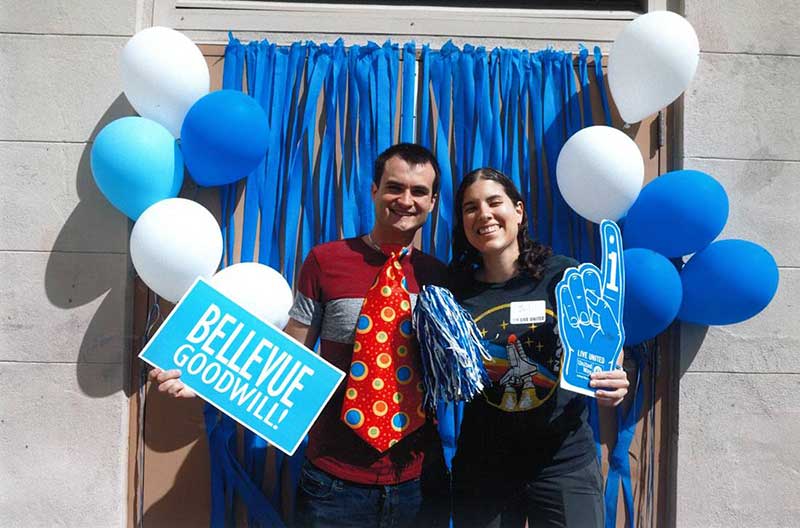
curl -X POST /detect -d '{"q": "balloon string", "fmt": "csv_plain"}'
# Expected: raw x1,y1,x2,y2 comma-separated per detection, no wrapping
136,292,161,528
144,295,162,341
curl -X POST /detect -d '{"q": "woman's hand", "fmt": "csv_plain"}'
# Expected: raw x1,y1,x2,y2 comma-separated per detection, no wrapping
589,367,629,407
148,367,197,399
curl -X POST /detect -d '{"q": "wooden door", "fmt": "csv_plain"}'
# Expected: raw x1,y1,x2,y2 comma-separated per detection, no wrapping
127,44,678,528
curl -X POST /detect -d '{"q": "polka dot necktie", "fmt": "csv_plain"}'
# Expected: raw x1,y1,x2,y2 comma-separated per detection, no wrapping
341,247,425,452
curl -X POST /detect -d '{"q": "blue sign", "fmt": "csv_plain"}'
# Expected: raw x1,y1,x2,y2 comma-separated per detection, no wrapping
557,220,625,397
139,278,345,455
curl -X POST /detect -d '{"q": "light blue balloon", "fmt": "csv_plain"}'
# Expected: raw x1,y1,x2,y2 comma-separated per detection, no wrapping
679,239,779,325
623,170,728,257
90,116,184,220
622,248,682,345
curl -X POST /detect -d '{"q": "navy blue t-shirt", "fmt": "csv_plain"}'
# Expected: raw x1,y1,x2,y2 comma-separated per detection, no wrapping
450,254,595,480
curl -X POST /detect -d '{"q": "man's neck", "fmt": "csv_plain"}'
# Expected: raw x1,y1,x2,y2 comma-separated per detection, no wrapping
368,227,416,248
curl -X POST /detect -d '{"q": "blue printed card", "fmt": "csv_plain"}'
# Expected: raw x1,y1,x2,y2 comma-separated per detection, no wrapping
139,278,345,455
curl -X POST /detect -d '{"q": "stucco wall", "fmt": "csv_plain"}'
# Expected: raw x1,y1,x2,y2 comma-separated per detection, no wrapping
0,1,143,526
678,1,800,526
2,1,797,526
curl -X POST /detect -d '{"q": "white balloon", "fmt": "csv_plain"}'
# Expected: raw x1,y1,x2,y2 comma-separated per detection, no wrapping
556,126,644,223
121,26,210,138
209,263,294,329
608,11,699,124
131,198,222,303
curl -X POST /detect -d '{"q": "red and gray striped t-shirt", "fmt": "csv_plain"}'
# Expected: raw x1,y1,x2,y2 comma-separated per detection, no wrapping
289,237,447,485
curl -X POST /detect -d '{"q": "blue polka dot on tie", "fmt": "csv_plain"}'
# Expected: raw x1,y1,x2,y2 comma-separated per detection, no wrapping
345,409,364,428
396,366,412,383
351,361,367,378
391,412,409,431
399,319,412,336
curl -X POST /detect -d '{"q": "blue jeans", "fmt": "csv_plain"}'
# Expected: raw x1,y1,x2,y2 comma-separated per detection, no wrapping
293,462,423,528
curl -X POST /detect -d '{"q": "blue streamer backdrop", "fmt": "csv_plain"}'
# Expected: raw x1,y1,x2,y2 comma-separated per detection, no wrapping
203,35,634,527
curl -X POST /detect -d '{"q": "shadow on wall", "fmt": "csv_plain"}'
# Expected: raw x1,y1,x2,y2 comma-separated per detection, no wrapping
142,387,212,526
44,94,136,398
141,386,298,526
678,321,709,377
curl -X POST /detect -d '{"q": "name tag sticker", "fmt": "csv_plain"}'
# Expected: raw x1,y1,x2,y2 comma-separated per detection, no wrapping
509,300,546,325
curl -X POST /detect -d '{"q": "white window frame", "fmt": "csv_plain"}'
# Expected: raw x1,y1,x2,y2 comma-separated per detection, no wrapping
153,0,668,44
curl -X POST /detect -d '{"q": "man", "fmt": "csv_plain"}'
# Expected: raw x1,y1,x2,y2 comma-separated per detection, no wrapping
151,143,447,527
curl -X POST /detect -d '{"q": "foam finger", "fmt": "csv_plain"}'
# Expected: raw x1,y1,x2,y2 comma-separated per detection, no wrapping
580,264,603,322
567,270,588,323
559,268,580,319
557,283,579,328
580,265,603,297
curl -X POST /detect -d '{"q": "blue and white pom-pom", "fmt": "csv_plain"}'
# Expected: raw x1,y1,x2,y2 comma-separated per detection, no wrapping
413,285,491,410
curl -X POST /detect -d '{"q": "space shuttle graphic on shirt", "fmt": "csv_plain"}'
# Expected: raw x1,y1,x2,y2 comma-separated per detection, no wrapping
487,334,557,411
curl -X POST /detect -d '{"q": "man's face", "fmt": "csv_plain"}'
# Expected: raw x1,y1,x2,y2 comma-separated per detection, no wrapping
371,156,437,237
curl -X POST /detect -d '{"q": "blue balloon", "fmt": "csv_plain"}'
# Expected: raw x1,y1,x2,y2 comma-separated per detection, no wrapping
623,170,728,257
679,240,779,325
623,248,682,345
180,90,269,187
90,117,183,220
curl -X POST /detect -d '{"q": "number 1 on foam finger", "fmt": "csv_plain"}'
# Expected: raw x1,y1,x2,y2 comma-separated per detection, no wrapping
601,220,621,294
606,251,619,293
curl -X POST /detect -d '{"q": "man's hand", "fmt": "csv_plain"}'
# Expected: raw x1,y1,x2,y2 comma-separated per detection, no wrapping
148,367,197,399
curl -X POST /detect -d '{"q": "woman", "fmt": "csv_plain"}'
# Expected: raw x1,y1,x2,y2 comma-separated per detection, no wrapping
447,168,629,527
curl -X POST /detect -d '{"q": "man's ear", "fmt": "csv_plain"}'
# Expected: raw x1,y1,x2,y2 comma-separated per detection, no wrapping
429,192,438,212
371,182,378,199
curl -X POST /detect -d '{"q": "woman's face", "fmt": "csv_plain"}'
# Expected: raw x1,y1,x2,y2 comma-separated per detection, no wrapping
460,179,524,258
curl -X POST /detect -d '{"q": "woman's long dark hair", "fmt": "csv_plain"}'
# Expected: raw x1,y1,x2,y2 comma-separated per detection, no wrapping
450,167,552,280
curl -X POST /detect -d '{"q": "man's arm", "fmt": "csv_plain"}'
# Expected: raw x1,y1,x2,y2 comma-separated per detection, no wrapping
283,317,320,350
150,317,320,399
